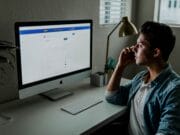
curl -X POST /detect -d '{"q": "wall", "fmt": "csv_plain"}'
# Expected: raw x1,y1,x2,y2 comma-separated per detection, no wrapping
0,0,136,103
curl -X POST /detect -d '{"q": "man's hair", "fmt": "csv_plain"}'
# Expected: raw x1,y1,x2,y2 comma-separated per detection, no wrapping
140,21,176,61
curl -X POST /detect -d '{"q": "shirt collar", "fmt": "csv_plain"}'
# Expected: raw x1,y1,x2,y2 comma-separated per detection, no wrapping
141,64,172,86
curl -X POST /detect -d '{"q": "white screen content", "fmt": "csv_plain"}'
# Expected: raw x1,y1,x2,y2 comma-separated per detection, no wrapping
19,23,91,85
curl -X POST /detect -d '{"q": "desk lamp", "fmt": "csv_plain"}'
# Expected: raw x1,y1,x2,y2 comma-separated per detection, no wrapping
105,16,138,74
0,42,16,125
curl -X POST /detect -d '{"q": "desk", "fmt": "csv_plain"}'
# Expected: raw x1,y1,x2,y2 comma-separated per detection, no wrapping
0,78,130,135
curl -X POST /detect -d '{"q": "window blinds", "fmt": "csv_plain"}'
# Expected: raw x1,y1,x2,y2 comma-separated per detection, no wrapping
100,0,128,25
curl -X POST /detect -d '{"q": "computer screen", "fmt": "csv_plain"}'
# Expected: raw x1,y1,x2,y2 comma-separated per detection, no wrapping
15,20,92,99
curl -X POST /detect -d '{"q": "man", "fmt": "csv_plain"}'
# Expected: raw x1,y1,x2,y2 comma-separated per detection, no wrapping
105,21,180,135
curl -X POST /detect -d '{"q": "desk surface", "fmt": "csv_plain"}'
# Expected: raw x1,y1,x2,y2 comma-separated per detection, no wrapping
0,78,129,135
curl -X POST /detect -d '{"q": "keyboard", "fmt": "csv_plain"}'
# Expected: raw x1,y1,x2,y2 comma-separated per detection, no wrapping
61,98,103,115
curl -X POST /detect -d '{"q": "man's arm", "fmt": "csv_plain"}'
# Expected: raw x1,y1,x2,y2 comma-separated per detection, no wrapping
107,46,135,92
107,64,124,91
105,46,135,105
156,86,180,135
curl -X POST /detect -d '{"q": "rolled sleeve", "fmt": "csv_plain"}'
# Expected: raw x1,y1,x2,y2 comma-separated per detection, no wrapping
105,90,118,103
105,83,131,105
105,90,118,98
105,72,145,106
156,133,165,135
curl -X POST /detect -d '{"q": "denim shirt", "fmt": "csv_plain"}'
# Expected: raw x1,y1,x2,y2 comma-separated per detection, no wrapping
106,65,180,135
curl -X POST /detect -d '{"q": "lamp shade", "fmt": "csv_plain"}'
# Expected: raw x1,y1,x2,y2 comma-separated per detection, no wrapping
119,16,138,37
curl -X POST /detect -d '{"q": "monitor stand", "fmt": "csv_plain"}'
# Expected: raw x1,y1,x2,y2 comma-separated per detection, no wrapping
0,113,12,125
41,88,73,101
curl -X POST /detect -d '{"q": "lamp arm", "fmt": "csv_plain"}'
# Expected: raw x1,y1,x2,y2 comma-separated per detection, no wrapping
105,21,122,68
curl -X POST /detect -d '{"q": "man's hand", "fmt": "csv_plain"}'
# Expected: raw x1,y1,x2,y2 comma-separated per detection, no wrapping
117,46,135,69
107,46,135,91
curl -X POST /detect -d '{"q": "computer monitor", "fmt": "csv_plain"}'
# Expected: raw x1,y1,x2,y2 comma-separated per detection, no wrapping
15,20,92,99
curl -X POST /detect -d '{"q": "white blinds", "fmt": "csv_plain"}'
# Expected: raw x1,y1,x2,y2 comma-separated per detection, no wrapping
100,0,128,25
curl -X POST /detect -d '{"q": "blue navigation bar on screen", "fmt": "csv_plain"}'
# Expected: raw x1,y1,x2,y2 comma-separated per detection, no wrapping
20,26,90,35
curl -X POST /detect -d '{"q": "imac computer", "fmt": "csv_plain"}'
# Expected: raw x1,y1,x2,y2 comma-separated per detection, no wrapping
15,20,92,100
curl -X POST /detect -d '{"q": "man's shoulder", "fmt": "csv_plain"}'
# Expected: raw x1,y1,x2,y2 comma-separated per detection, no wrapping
159,70,180,95
168,69,180,86
132,70,147,81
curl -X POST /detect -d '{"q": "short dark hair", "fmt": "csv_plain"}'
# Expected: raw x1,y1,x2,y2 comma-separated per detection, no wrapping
140,21,176,61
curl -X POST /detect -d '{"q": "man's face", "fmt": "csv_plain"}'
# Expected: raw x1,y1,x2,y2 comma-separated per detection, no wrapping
133,34,154,66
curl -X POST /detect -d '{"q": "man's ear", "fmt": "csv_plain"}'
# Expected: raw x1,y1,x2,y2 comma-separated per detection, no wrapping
153,48,161,58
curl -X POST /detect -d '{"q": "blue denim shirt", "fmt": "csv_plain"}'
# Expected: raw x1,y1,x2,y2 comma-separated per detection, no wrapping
106,65,180,135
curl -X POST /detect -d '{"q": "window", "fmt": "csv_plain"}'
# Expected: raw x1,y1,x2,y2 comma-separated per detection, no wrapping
155,0,180,26
100,0,129,25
